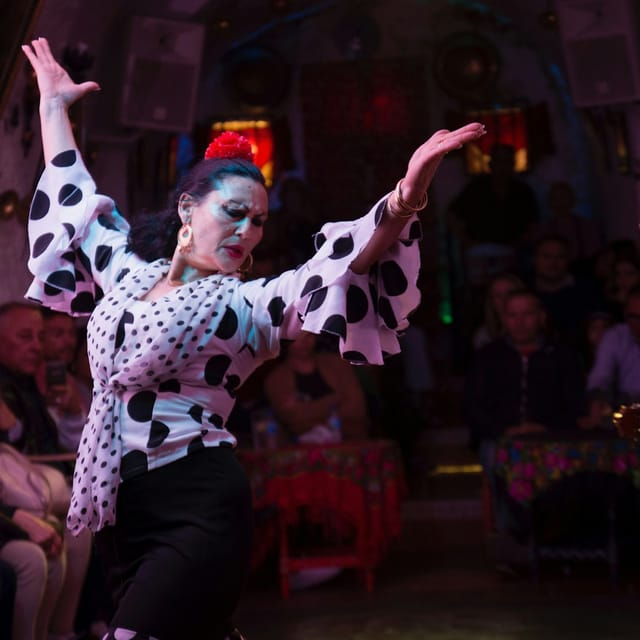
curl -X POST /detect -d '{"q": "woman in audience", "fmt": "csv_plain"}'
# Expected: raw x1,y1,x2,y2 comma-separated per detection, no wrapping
264,331,369,443
473,272,526,349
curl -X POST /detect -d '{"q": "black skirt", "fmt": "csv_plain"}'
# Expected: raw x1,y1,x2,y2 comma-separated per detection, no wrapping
96,446,253,640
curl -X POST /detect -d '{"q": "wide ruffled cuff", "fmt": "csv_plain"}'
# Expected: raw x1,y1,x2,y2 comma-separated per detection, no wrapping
295,195,423,365
25,150,135,316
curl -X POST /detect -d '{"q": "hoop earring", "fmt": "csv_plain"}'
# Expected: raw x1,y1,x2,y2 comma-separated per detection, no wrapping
238,253,253,274
177,224,193,254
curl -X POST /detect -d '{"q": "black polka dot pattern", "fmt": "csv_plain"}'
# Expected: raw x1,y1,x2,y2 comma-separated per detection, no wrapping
381,260,408,296
204,355,232,386
70,292,96,314
307,287,327,312
95,245,113,272
346,285,368,323
28,155,420,534
329,234,355,260
127,390,157,422
58,183,83,207
322,314,347,340
158,379,181,393
214,306,238,340
378,296,398,329
33,233,55,258
51,149,77,167
46,270,76,291
267,297,286,327
188,405,204,423
301,275,323,298
147,420,170,448
408,220,422,241
30,190,50,220
343,350,369,363
121,450,148,481
115,311,134,350
187,436,205,454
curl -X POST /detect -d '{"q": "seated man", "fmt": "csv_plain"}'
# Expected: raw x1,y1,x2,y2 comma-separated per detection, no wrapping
586,286,640,422
0,302,60,457
465,290,585,543
529,234,603,347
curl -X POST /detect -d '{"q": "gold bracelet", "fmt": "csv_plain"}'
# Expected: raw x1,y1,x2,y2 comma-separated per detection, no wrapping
394,179,427,213
386,195,415,219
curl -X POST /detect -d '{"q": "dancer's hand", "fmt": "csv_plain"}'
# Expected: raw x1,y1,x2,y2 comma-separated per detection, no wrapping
399,123,486,207
22,37,99,110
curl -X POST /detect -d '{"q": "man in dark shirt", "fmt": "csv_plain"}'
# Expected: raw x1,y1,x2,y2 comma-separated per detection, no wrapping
465,290,585,544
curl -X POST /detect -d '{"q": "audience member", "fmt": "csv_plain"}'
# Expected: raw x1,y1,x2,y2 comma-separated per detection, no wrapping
579,311,614,373
37,310,90,452
592,238,639,294
529,234,603,345
473,272,526,349
533,181,602,267
0,498,65,640
466,290,585,542
448,144,539,354
604,256,640,322
264,331,369,443
0,303,60,457
449,143,539,250
0,303,92,639
586,287,640,422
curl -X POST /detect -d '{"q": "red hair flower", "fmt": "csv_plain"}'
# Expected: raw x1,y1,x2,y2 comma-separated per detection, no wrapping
204,131,254,162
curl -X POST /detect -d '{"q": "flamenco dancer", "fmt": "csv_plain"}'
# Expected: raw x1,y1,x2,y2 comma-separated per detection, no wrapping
22,37,485,640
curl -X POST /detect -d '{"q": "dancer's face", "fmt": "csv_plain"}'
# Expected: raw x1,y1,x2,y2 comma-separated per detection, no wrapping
180,175,268,275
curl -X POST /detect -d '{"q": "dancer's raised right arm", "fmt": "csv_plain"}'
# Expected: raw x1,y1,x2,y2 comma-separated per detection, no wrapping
22,37,145,315
22,38,100,164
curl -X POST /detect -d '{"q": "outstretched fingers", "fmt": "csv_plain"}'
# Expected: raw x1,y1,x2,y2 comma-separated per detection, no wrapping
32,37,57,67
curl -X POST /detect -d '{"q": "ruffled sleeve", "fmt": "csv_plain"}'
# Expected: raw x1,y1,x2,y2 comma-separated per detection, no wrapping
240,195,422,365
26,149,146,316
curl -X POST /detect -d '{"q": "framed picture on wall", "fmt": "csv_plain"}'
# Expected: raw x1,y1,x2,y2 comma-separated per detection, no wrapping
0,0,44,117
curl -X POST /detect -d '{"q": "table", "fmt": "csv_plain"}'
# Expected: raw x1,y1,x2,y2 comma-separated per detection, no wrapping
494,431,640,582
237,439,406,597
494,431,640,506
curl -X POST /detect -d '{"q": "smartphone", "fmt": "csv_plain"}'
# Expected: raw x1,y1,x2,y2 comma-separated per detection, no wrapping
45,361,67,387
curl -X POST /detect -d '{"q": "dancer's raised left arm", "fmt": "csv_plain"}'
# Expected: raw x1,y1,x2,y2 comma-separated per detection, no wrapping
350,123,486,274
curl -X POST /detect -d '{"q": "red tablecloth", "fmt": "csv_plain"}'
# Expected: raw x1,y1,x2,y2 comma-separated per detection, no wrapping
238,439,406,567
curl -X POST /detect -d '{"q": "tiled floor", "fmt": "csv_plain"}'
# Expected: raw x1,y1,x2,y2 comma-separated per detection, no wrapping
234,408,640,639
237,515,640,639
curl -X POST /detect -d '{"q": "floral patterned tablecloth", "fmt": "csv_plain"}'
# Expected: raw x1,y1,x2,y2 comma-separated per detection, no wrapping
495,434,640,505
237,439,407,565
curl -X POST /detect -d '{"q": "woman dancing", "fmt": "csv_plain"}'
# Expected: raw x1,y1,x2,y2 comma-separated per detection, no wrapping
22,37,484,640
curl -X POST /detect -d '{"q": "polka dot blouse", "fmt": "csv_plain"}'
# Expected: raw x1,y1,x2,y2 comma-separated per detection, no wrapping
26,150,422,534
